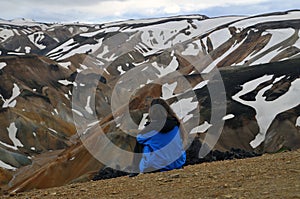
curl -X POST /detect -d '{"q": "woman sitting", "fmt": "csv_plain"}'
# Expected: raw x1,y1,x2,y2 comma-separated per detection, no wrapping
130,98,186,176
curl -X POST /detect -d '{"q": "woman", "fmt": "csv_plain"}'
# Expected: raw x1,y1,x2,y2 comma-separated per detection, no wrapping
130,98,186,176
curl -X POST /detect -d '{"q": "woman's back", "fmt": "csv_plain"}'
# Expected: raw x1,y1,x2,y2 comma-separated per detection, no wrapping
137,125,186,172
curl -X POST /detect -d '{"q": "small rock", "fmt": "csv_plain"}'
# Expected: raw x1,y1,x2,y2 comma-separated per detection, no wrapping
224,194,233,198
9,192,16,196
111,191,119,195
170,173,180,178
50,192,57,196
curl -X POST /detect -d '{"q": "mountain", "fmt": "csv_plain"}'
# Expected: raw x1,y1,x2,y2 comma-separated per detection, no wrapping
0,10,299,193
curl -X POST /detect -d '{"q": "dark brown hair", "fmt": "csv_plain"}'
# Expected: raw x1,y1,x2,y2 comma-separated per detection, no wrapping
149,98,188,146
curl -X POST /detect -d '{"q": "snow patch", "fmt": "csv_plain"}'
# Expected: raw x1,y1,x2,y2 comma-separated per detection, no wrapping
58,61,71,69
202,37,247,73
170,97,198,121
190,121,212,134
25,46,31,53
85,96,93,114
222,114,235,120
232,75,300,148
182,43,200,56
48,128,58,134
117,66,126,75
58,80,77,86
0,62,7,70
296,116,300,127
208,29,231,49
72,109,84,117
193,80,209,90
7,122,23,148
1,83,21,108
0,160,16,171
138,113,149,130
161,82,177,100
28,32,46,49
0,29,14,42
152,56,178,78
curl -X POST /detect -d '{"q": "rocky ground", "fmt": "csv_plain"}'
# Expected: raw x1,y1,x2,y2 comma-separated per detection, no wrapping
2,149,300,199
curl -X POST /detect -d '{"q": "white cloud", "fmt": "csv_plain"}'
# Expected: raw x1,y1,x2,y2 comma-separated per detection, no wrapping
0,0,299,23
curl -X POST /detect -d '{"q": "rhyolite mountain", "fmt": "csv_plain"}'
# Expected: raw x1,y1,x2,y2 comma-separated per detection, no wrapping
0,10,299,192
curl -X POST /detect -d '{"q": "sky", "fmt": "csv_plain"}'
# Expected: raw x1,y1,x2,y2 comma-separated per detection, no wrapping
0,0,299,24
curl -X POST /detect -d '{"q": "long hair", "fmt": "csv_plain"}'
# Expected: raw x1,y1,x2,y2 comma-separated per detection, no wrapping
149,98,188,146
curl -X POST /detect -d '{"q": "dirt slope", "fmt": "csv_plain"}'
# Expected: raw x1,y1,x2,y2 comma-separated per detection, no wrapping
3,149,300,199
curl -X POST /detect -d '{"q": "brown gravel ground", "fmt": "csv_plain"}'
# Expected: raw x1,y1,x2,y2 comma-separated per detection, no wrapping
2,149,300,199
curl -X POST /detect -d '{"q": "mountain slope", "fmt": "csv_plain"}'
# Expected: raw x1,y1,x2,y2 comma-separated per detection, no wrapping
0,10,299,193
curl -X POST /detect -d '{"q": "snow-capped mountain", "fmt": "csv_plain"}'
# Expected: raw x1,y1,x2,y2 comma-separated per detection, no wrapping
0,10,299,192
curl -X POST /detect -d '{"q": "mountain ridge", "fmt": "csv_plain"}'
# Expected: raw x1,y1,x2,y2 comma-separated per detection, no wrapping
0,10,299,193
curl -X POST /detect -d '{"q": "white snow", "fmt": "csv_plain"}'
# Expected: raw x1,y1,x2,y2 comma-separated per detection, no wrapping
193,80,209,90
28,32,46,50
202,37,247,73
79,27,89,32
232,75,300,148
64,94,70,100
0,160,16,171
1,83,21,108
25,46,31,53
33,132,37,137
190,121,212,134
7,122,23,148
30,147,36,151
69,27,74,34
57,40,104,61
293,31,300,49
182,43,200,56
208,29,231,49
231,11,300,30
161,82,177,100
138,113,149,130
245,29,295,66
0,140,18,150
222,114,235,120
0,62,7,70
47,39,75,58
0,29,14,42
152,56,178,78
69,157,75,161
58,61,71,69
170,97,198,121
85,96,93,114
273,75,286,84
117,66,126,75
296,116,300,127
15,47,21,52
7,52,25,55
102,16,241,57
48,128,58,134
262,29,294,52
72,109,84,117
58,80,77,86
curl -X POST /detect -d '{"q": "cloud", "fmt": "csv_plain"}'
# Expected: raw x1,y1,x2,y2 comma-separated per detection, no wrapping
1,0,299,23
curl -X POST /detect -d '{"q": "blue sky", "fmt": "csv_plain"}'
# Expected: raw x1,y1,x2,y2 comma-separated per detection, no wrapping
1,0,299,23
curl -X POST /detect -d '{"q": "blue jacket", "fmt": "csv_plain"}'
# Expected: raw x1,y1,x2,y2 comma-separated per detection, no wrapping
137,126,186,172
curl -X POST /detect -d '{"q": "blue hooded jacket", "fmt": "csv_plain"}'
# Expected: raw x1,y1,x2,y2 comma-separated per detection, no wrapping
137,126,186,172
